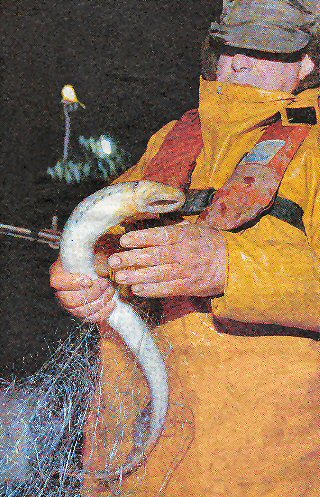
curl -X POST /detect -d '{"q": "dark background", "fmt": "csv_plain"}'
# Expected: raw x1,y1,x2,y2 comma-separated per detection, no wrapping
0,1,222,377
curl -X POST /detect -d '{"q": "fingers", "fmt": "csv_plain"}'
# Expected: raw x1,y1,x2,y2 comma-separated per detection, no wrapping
131,278,194,298
114,263,184,285
56,283,116,322
120,222,189,248
86,299,117,324
56,281,114,309
50,258,93,291
108,245,177,270
69,297,116,322
50,258,116,323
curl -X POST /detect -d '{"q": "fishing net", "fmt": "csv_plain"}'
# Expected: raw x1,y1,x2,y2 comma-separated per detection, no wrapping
0,324,99,496
0,317,194,497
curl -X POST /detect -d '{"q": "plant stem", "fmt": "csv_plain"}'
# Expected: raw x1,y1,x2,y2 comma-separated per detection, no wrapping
63,104,71,162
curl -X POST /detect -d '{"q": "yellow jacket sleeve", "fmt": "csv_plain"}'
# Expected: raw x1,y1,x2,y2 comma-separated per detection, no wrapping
214,129,320,332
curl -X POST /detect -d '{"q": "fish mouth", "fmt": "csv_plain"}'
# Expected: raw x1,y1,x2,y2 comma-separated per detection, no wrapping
145,197,184,212
138,181,186,214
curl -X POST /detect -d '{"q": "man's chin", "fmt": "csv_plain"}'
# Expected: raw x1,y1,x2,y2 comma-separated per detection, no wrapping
223,77,265,88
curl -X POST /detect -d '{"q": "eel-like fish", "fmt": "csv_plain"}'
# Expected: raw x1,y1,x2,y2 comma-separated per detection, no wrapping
60,180,185,479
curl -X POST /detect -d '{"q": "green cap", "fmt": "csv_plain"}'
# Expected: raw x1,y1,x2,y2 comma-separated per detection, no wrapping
209,0,320,53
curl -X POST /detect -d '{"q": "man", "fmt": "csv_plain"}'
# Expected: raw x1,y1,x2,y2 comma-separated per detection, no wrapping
51,1,319,495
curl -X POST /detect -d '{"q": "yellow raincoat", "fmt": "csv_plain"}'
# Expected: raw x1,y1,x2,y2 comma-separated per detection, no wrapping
82,80,320,497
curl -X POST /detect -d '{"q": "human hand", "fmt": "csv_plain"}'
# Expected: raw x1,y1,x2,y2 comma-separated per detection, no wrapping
107,222,227,298
49,258,116,322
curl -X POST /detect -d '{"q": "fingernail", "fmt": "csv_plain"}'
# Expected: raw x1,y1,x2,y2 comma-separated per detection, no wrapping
108,255,122,267
132,285,143,294
120,234,134,246
79,276,93,288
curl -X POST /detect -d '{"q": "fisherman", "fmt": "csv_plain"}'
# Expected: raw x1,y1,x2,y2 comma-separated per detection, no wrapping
50,1,320,495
